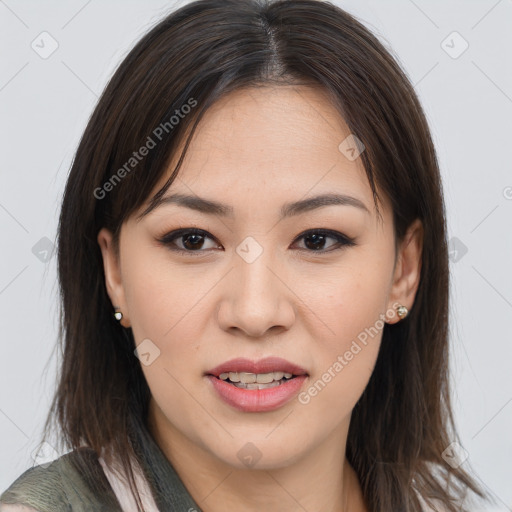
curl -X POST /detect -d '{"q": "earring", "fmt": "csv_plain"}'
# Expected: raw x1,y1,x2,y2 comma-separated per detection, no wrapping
113,307,123,321
396,304,408,320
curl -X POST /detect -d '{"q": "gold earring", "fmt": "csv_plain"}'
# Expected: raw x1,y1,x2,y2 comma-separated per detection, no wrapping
396,304,408,320
114,307,123,321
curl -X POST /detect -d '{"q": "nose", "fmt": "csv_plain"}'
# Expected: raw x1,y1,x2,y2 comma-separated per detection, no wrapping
216,248,296,339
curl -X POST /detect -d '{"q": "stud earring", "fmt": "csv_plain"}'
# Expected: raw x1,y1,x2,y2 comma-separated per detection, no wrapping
113,307,123,321
396,304,408,320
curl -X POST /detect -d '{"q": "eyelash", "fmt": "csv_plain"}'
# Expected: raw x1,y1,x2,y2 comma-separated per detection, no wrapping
157,227,356,256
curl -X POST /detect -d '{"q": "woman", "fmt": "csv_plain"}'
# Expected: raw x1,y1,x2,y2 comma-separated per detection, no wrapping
0,0,488,510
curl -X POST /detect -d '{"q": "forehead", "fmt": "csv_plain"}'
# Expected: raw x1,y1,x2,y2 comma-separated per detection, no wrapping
154,86,384,220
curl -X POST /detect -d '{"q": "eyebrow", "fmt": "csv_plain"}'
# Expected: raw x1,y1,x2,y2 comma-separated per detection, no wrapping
141,192,371,220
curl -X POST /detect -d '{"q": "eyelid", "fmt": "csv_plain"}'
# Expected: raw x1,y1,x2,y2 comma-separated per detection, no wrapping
291,228,356,250
156,227,356,255
157,227,220,254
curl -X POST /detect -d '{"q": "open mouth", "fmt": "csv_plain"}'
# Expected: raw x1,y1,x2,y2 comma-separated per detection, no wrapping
215,371,298,390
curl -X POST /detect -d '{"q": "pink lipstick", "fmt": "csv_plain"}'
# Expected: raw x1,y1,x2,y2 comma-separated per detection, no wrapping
205,357,308,412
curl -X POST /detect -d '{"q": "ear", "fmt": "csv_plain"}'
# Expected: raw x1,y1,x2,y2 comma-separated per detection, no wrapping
385,219,423,324
97,227,131,328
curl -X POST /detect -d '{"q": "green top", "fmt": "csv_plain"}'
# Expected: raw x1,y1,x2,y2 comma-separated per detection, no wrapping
0,448,123,511
0,414,203,512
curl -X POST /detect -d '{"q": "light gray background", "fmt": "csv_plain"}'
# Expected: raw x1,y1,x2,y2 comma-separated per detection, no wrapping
1,0,511,509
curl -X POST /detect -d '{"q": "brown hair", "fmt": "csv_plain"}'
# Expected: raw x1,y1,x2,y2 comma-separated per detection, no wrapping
42,0,487,510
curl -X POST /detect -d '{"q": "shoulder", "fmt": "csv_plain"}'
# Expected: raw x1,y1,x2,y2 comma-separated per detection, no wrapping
0,454,67,511
0,448,121,512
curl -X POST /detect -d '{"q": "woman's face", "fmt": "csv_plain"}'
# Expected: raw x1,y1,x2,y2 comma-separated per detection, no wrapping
99,85,422,471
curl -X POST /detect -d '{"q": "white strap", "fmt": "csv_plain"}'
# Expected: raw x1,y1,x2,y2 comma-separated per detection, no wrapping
98,454,160,512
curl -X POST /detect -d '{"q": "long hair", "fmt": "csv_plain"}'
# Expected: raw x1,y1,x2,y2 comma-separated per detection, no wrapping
42,0,486,510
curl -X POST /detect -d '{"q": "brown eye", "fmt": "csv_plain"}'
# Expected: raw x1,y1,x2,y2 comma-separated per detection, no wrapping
158,228,220,254
292,229,356,253
180,232,207,250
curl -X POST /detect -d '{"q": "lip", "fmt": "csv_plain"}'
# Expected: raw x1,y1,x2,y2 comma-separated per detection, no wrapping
205,357,309,412
206,357,308,377
206,374,308,412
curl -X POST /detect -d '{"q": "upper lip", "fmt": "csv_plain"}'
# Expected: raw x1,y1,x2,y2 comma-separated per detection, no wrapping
206,357,308,377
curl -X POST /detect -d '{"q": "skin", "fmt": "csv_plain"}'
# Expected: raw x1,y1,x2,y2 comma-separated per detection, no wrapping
98,85,423,512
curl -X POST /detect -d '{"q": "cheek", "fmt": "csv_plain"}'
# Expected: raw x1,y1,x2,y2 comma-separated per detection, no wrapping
122,251,212,443
122,248,210,344
305,258,390,345
298,262,390,411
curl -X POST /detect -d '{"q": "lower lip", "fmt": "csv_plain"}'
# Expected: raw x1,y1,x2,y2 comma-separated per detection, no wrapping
206,375,308,412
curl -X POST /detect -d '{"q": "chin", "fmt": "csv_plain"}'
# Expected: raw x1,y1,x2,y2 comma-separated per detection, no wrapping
207,438,305,471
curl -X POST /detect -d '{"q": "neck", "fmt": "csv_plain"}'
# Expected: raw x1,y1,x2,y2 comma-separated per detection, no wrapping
147,398,367,512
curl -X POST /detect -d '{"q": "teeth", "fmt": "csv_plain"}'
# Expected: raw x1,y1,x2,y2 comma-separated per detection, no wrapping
218,371,295,384
233,380,282,390
239,372,257,384
256,373,274,384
